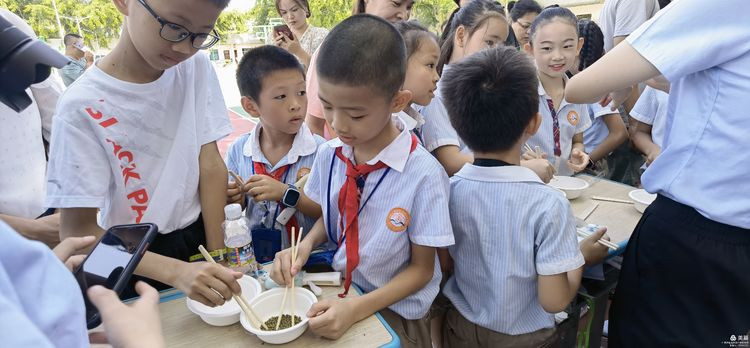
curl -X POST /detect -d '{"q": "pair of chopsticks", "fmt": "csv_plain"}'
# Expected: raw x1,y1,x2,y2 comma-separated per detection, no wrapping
524,144,559,175
591,196,633,204
273,226,304,330
197,245,267,330
576,229,619,250
524,143,542,159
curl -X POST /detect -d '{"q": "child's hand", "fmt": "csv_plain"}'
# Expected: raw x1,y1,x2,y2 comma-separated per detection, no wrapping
270,241,312,287
568,149,590,173
244,175,288,202
307,298,360,340
579,227,610,266
646,147,661,165
521,158,556,183
53,235,96,271
174,262,243,307
227,180,244,205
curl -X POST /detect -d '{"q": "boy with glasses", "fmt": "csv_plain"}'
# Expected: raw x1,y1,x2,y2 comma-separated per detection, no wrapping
46,0,242,306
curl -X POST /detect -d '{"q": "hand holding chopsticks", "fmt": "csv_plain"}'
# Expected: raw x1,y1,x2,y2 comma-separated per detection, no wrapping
577,228,619,251
273,227,304,330
197,245,267,330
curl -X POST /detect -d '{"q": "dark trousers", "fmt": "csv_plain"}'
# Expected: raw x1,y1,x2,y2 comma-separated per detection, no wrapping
120,215,206,300
609,195,750,347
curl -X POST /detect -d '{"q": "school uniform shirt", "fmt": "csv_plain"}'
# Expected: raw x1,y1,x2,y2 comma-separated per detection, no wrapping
0,221,87,347
418,64,470,153
396,105,425,145
225,122,324,235
583,103,617,155
598,0,659,52
443,164,584,335
527,79,591,176
0,9,60,219
630,86,668,149
45,52,232,233
627,0,750,229
305,118,455,320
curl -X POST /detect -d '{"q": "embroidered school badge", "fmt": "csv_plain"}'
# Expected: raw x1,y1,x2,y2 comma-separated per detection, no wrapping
297,167,311,181
566,110,580,126
386,208,410,232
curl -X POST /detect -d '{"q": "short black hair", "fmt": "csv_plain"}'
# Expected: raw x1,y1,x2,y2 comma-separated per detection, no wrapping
64,33,82,46
509,0,542,22
316,14,406,99
529,6,578,44
441,46,539,152
236,45,304,102
394,20,438,60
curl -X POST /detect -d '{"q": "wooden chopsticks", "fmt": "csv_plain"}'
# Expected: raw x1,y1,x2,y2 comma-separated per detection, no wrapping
197,245,266,330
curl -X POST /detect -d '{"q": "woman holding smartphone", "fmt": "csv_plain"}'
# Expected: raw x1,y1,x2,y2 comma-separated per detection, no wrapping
273,0,329,70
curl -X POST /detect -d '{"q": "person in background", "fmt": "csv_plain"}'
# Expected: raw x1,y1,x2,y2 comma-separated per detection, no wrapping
522,7,591,176
59,33,94,87
505,0,542,49
304,0,414,139
572,19,628,178
0,8,62,247
273,0,328,71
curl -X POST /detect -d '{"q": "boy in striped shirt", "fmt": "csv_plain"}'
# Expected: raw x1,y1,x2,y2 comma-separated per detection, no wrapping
439,46,608,347
270,15,454,347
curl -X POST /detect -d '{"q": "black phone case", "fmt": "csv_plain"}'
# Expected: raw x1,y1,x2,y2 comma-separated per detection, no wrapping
78,223,159,329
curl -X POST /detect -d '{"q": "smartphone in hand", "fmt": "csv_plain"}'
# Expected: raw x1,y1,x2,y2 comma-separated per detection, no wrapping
274,24,294,41
73,223,158,329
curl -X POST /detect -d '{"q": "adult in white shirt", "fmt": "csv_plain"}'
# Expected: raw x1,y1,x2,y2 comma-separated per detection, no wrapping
0,8,61,247
598,0,659,52
567,0,750,345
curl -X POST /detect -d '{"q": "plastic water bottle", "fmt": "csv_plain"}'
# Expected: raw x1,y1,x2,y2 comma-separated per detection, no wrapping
223,203,256,274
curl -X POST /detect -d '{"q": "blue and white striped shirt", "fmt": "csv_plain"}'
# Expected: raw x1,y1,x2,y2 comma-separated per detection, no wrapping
305,120,455,319
226,122,325,244
527,78,591,176
418,64,469,153
443,164,584,334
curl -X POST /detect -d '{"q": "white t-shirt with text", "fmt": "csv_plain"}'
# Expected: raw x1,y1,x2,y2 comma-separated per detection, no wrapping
46,53,231,233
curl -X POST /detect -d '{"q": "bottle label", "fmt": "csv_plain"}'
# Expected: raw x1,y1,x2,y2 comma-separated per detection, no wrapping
227,243,255,269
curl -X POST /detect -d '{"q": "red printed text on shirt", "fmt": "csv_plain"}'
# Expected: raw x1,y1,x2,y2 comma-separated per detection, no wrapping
86,106,150,223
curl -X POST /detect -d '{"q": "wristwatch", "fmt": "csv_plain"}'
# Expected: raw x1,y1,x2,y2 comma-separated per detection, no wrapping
282,184,301,208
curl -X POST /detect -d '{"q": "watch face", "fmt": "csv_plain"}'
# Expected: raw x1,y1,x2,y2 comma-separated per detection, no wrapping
284,188,301,206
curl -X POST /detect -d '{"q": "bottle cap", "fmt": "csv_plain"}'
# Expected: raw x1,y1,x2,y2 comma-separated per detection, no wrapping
224,203,242,220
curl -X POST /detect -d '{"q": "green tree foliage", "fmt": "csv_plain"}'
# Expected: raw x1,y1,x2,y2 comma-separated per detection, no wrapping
2,0,122,47
246,0,459,32
215,10,253,38
307,0,351,29
411,0,458,33
248,0,275,25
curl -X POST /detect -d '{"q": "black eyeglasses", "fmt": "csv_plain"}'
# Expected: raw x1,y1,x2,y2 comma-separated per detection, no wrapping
137,0,220,49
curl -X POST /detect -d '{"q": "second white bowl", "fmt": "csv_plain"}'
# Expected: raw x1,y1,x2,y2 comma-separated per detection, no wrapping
629,189,657,213
186,275,263,326
548,176,590,199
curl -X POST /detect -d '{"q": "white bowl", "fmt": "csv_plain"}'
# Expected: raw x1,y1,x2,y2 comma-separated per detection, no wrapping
240,287,317,344
186,275,262,326
629,189,657,213
548,176,590,199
